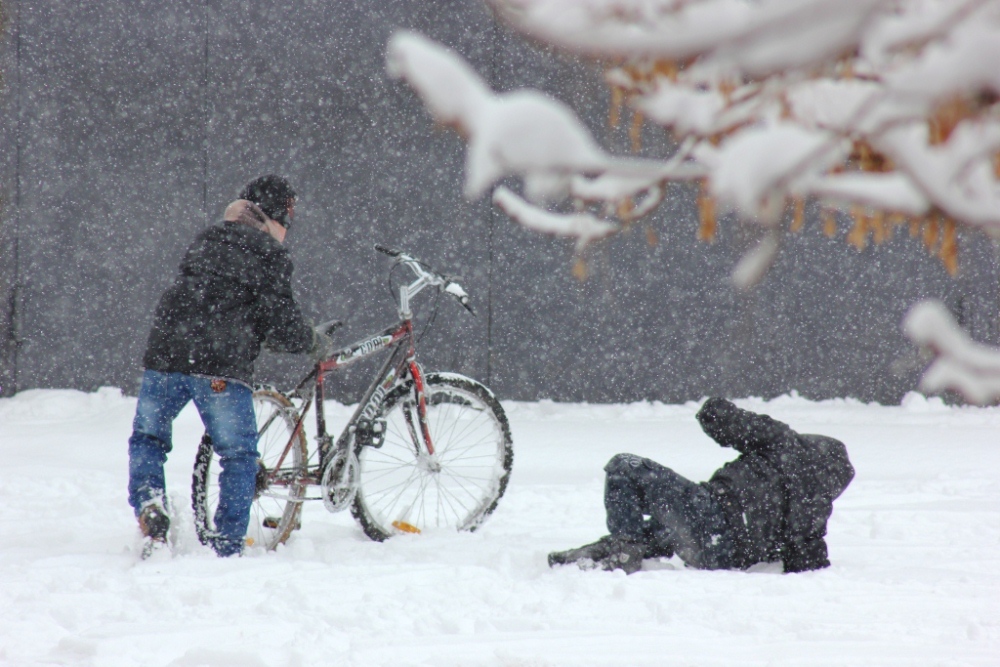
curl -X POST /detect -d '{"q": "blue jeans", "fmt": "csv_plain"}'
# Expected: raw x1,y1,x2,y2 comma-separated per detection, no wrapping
128,370,258,552
604,453,743,570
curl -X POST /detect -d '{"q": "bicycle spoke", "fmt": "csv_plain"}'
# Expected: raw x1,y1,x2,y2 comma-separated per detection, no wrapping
436,438,498,463
360,446,417,467
355,463,414,485
433,425,496,458
440,467,492,503
432,405,487,448
433,475,469,521
364,468,422,509
383,469,430,525
368,473,416,502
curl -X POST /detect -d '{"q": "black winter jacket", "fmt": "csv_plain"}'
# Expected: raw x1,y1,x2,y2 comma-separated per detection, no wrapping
143,221,314,384
696,398,854,573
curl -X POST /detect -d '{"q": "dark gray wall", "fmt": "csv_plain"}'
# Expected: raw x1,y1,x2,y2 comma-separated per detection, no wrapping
1,0,997,404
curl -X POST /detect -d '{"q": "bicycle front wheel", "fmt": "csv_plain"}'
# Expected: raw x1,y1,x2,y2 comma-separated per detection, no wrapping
351,373,513,541
192,389,308,551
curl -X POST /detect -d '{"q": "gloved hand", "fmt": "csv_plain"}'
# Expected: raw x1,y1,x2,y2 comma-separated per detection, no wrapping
311,327,336,363
696,397,736,426
695,397,740,446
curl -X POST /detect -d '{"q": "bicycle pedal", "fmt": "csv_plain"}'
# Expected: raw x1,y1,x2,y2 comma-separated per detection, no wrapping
354,418,386,448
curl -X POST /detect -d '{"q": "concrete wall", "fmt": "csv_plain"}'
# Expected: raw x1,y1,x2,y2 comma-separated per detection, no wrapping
2,0,997,404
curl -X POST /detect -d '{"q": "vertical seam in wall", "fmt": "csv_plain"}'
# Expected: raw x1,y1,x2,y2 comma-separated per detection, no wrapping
202,0,209,223
12,0,22,393
485,19,498,388
486,191,495,386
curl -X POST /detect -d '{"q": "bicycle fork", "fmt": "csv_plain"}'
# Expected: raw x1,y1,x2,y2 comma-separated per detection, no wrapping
405,361,436,458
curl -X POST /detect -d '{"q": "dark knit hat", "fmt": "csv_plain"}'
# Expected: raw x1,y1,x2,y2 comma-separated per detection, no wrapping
239,175,296,227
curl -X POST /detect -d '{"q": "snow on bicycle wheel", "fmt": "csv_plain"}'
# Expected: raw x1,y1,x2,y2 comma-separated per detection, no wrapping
350,374,513,541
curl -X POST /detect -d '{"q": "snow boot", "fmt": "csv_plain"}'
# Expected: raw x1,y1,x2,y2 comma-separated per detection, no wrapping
599,539,646,574
548,535,615,569
549,535,646,574
212,536,245,558
138,502,170,559
139,503,170,542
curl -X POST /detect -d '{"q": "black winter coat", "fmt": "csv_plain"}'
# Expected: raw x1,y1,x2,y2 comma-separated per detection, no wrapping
143,221,314,384
696,398,854,573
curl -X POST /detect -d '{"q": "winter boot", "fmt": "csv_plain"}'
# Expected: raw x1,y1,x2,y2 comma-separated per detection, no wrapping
548,535,616,569
549,535,647,574
598,538,647,575
138,502,170,543
212,536,245,558
138,502,170,559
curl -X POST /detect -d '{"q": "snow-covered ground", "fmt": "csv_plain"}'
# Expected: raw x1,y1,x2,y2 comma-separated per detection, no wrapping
0,388,997,666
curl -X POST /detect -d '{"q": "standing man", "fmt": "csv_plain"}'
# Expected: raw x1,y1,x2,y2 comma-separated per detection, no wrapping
128,175,329,557
549,398,854,574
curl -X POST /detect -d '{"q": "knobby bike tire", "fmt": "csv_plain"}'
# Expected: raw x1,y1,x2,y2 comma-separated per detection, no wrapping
350,373,514,542
191,389,308,551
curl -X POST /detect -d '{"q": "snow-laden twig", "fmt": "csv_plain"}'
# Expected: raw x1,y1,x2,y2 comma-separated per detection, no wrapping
493,187,619,250
387,31,669,204
731,231,781,290
697,122,849,223
490,0,887,76
874,123,1000,231
805,172,929,215
903,299,1000,404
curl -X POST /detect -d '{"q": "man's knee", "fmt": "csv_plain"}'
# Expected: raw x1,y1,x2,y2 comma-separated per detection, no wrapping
129,430,172,459
604,453,647,476
211,433,258,464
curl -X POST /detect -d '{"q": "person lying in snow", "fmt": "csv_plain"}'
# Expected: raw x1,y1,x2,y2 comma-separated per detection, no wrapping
549,397,854,574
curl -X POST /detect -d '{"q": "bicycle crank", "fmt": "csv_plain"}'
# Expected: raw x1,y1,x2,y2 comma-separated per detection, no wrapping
321,448,360,513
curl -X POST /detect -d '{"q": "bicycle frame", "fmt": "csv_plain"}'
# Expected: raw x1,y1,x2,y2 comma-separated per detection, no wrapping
270,249,460,492
319,317,435,460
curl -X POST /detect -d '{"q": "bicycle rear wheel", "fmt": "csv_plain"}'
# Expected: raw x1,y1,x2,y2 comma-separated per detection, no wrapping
192,389,308,551
351,373,513,541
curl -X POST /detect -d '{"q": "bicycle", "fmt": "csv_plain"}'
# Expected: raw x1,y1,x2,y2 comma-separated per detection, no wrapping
191,245,514,549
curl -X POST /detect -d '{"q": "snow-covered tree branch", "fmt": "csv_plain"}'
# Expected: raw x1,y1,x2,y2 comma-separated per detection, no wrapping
904,299,1000,404
386,0,1000,403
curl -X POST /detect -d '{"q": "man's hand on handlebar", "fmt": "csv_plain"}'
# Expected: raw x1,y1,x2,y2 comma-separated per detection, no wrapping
310,327,336,363
316,319,343,337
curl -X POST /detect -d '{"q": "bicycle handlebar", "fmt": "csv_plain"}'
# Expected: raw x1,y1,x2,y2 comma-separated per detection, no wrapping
374,244,475,316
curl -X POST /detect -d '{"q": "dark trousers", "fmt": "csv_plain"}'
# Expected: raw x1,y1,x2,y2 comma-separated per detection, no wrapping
604,453,743,570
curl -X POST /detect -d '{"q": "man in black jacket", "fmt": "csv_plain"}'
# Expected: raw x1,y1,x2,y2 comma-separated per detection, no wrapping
549,398,854,574
127,175,328,557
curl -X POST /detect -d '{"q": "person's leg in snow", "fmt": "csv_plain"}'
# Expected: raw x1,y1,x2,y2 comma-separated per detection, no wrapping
549,453,743,573
128,370,194,541
190,377,258,557
128,370,258,557
547,534,646,573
